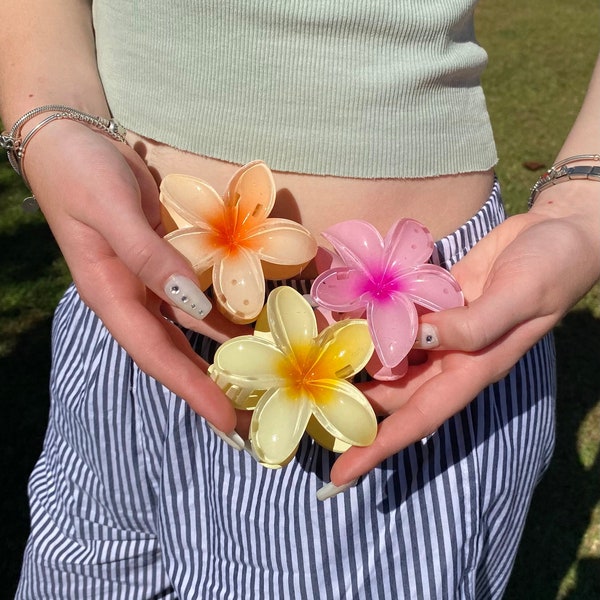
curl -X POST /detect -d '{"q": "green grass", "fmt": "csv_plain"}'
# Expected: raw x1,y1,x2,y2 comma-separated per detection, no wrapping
476,1,600,597
0,152,72,594
1,0,599,596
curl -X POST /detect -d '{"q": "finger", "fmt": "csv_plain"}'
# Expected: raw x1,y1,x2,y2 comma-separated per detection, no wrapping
416,267,556,353
101,196,215,322
77,254,237,434
161,302,254,343
334,361,481,485
333,316,552,485
357,357,442,415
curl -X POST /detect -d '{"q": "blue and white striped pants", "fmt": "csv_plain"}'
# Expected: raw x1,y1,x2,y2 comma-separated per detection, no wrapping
16,180,556,599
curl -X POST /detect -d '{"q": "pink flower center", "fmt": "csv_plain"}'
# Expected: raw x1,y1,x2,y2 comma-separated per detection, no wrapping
360,268,405,302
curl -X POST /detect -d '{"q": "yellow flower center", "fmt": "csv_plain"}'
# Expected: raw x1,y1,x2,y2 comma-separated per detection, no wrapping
275,344,334,396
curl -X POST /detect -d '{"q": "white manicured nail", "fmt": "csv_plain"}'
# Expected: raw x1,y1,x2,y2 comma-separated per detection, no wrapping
316,478,359,501
243,439,261,461
164,275,212,320
414,323,439,349
207,423,245,451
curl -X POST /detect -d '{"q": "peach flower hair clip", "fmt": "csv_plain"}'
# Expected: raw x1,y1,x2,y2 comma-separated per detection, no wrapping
160,161,318,323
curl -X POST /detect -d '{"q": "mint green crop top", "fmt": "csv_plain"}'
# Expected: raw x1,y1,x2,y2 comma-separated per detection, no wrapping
92,1,497,178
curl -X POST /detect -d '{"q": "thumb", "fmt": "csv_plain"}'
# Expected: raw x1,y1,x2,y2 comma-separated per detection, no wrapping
104,210,213,321
414,279,549,353
95,150,214,322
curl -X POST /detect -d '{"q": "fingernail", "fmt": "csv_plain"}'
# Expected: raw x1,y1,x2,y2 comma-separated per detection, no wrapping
316,478,359,501
207,423,245,451
420,432,436,445
164,275,212,320
243,439,259,460
413,323,439,349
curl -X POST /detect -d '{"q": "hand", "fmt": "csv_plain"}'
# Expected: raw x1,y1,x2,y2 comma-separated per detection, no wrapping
24,120,251,437
330,188,600,486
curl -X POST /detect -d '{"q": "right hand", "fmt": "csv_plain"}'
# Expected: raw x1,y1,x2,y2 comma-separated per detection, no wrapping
24,120,250,435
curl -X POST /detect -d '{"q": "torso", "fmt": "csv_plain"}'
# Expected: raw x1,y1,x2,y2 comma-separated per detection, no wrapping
129,131,495,277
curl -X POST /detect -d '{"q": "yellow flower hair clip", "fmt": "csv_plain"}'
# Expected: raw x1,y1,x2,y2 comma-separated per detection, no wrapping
208,286,378,468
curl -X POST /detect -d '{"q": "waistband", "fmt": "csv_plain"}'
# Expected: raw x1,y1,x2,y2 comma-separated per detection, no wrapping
431,176,504,270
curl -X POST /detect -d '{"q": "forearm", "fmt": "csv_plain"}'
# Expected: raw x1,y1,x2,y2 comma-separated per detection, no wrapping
516,52,600,309
529,54,600,216
556,54,600,163
529,54,600,263
0,0,108,126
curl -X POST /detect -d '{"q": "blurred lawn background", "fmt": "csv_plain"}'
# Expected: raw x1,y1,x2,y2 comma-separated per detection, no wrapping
0,0,598,597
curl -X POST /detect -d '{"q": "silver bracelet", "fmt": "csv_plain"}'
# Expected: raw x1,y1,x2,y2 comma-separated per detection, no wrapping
1,104,127,209
528,154,600,208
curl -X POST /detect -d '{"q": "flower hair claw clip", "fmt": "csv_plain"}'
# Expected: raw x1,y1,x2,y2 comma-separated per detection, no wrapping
160,161,318,323
311,219,464,380
208,286,377,468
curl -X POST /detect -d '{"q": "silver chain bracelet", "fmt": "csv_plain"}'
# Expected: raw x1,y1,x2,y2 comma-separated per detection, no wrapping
528,153,600,208
1,104,127,210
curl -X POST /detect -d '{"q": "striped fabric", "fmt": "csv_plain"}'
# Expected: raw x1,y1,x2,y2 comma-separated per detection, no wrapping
16,180,556,599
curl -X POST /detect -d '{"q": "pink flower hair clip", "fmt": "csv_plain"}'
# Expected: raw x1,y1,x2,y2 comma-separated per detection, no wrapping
160,161,318,323
311,219,464,380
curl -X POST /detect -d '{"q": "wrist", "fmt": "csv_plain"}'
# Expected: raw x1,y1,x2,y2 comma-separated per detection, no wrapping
527,154,600,208
530,182,600,279
2,105,126,172
1,105,127,209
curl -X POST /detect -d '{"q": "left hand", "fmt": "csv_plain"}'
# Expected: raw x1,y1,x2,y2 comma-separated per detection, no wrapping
330,187,600,486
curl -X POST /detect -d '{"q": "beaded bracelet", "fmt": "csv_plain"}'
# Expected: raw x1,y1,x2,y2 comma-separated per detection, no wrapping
528,154,600,208
1,104,127,209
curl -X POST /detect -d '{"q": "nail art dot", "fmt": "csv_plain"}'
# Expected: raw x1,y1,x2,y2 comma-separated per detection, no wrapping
181,295,188,303
170,285,180,295
426,334,433,344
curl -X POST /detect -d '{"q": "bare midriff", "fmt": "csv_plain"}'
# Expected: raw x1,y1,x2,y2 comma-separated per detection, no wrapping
129,131,495,277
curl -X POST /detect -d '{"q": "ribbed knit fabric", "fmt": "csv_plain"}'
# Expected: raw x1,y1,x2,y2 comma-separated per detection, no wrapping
92,0,498,178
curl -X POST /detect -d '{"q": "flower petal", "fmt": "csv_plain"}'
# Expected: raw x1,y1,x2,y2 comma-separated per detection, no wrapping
368,294,418,368
251,387,312,465
225,161,276,228
213,248,266,323
321,220,384,273
246,219,317,266
165,228,224,274
310,379,377,446
306,417,351,453
267,287,317,357
384,218,434,273
313,319,373,380
402,265,464,310
160,173,224,229
311,267,370,312
365,354,409,381
211,336,288,388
